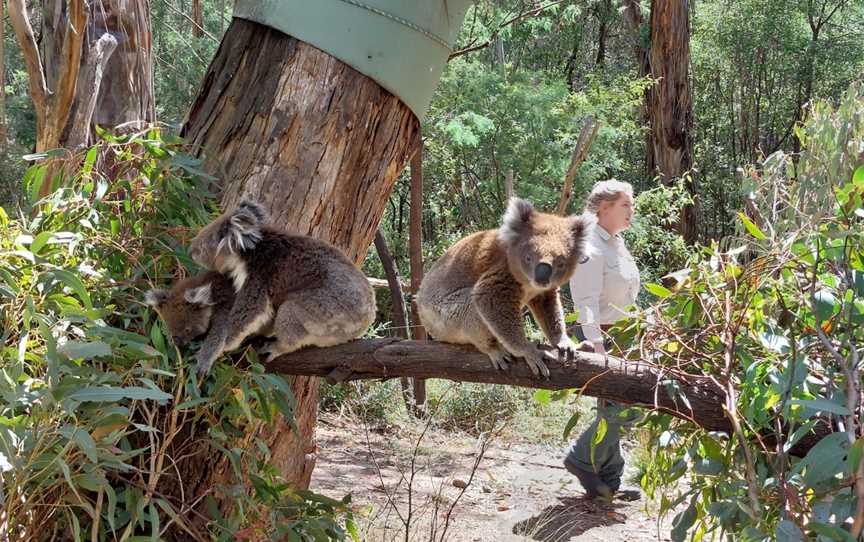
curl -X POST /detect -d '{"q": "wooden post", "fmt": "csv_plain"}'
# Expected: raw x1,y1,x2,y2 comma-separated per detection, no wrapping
409,137,427,410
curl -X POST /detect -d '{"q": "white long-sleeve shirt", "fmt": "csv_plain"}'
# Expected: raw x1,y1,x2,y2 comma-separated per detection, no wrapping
569,225,641,344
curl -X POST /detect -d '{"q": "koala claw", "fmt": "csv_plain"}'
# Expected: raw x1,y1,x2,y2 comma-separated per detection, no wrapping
524,349,552,378
556,338,581,362
487,351,511,371
195,353,216,378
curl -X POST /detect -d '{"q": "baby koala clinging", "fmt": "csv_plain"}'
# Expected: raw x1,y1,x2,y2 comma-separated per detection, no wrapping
180,200,376,376
417,197,593,377
145,271,242,347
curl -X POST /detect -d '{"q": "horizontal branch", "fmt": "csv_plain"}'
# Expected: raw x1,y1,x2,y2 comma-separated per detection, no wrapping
267,338,830,457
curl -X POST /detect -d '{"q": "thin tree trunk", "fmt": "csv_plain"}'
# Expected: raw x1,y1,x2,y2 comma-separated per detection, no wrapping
180,18,419,499
409,139,427,410
374,230,423,416
645,0,697,243
623,0,650,76
192,0,203,37
64,33,118,149
594,0,612,68
0,0,6,150
556,117,599,215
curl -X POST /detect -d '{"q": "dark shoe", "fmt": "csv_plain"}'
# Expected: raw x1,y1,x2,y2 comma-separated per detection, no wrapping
564,459,612,499
615,488,641,501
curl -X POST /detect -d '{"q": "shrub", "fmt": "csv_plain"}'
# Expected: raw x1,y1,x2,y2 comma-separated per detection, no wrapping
0,131,356,541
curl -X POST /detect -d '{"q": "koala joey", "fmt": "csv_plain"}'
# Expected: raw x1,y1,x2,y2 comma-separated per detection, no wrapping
145,271,240,348
417,197,593,377
184,200,376,377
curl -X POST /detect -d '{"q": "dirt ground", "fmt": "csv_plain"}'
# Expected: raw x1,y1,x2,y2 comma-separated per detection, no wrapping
311,413,676,542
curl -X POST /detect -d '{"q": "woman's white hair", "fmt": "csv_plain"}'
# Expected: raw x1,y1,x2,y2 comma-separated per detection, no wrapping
583,179,633,215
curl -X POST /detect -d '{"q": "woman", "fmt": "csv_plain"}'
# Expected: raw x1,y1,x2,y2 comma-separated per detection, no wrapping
563,179,641,501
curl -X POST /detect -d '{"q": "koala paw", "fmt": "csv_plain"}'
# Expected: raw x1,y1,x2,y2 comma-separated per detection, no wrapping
257,342,278,362
486,350,515,371
523,348,553,378
195,351,217,378
555,337,580,362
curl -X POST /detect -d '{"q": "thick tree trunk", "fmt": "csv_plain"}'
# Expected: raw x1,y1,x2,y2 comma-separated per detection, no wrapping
266,338,831,458
645,0,697,243
181,18,419,492
9,0,86,152
88,0,155,137
9,0,154,152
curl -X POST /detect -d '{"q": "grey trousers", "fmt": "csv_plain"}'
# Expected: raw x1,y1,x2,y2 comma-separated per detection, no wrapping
564,399,626,493
564,325,628,494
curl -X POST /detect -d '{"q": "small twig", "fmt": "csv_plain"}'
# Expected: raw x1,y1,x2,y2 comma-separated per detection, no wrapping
448,1,569,60
158,0,218,41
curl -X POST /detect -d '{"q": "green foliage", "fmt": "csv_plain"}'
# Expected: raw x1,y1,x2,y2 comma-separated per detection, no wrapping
0,132,355,540
404,55,648,261
623,180,693,293
630,84,864,541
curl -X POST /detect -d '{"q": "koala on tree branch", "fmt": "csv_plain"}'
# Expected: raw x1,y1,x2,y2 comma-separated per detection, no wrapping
152,200,376,377
417,198,593,377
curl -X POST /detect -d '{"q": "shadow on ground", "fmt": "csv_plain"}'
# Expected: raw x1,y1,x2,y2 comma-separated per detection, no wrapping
512,496,630,541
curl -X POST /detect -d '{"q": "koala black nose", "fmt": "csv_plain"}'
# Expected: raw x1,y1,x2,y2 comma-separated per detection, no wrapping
535,263,553,284
174,336,189,347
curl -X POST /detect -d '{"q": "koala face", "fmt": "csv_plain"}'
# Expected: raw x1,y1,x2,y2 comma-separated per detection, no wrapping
190,200,269,271
145,282,216,347
498,198,593,290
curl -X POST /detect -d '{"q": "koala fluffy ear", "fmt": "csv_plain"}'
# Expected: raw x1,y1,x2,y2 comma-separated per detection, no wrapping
498,197,535,244
218,200,267,254
570,212,595,238
145,289,169,308
237,200,269,224
184,283,215,306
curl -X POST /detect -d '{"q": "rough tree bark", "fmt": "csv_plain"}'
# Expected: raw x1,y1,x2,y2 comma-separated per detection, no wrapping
180,19,419,493
8,0,86,152
87,0,155,140
645,0,698,243
266,338,831,458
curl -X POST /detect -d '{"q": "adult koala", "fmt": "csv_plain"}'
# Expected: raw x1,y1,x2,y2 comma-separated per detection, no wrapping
417,198,593,377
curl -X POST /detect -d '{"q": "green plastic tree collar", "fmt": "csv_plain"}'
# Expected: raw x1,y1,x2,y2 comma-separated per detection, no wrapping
233,0,473,120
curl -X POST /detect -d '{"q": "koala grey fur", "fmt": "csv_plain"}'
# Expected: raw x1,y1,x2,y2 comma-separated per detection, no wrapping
417,197,593,377
186,200,376,376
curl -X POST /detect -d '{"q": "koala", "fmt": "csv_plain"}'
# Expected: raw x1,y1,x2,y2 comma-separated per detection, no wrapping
186,200,376,377
145,271,237,348
417,198,593,377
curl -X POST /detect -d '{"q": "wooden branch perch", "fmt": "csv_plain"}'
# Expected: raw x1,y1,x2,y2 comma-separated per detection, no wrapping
266,338,830,456
557,117,600,215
